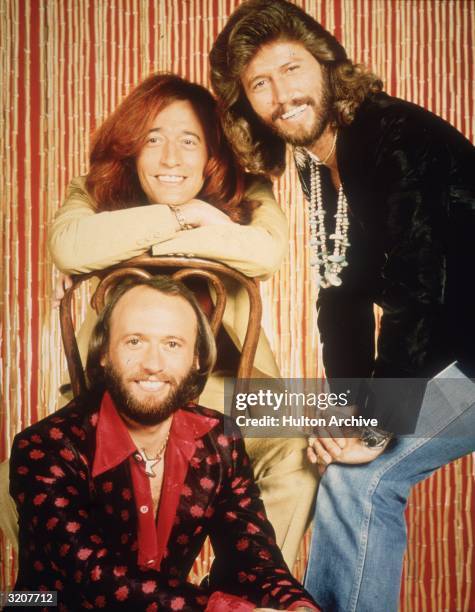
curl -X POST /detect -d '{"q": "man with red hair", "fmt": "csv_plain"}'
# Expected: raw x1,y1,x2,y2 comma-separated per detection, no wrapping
46,72,317,571
0,72,317,583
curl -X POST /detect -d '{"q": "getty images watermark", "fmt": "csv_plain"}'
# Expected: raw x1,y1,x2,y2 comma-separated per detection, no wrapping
223,378,382,438
233,388,377,429
223,376,475,438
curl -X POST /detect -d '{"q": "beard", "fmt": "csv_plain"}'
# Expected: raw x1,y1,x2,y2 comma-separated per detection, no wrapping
103,363,200,426
267,79,333,147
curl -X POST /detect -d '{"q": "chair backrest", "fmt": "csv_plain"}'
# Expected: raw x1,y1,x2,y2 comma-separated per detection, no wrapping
59,255,262,398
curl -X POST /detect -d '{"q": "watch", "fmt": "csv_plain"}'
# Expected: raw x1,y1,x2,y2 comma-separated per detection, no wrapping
359,426,393,448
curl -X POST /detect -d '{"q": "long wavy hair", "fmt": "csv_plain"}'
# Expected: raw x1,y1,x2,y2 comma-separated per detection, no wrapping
86,73,254,223
209,0,383,176
86,275,217,399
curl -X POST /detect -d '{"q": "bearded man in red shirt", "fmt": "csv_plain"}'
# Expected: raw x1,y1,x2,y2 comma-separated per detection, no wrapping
9,275,318,612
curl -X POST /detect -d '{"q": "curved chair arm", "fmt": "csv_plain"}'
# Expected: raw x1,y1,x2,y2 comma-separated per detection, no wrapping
60,256,262,398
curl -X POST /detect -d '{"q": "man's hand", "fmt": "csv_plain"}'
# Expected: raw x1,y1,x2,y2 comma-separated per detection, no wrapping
306,404,389,473
52,273,73,308
174,199,234,227
307,434,387,473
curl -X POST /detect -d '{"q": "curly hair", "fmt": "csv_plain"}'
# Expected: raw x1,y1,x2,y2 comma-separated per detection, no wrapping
86,73,255,224
209,0,382,176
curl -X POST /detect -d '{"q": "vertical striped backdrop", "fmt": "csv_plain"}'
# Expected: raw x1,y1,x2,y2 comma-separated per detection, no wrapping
1,1,474,609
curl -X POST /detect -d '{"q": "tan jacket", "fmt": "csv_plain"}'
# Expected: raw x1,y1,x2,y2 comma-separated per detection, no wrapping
48,176,288,409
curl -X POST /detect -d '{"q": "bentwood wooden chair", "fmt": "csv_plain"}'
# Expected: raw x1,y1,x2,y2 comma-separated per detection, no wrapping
59,255,263,398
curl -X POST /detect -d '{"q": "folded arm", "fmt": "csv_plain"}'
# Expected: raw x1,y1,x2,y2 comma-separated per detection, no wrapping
152,178,288,278
49,176,288,278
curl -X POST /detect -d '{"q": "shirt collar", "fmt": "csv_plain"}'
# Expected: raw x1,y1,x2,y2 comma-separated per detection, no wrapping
305,147,322,165
293,145,321,168
293,147,313,203
92,391,136,477
92,391,219,478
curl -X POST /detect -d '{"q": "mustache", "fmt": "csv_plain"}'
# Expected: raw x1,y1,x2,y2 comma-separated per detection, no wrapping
271,97,315,123
128,372,174,384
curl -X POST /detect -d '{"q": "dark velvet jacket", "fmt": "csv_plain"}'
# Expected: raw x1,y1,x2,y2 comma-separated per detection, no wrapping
295,93,475,429
9,393,317,611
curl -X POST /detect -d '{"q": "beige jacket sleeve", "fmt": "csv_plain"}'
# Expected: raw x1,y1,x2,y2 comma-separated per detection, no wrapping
48,176,179,273
151,177,288,278
49,176,288,279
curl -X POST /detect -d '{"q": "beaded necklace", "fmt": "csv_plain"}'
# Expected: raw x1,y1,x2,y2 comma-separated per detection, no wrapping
308,158,350,287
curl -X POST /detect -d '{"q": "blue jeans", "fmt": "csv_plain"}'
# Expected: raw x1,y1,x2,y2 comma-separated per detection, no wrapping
304,362,475,612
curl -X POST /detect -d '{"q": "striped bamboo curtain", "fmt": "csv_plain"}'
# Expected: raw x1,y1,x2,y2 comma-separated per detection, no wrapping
1,1,474,609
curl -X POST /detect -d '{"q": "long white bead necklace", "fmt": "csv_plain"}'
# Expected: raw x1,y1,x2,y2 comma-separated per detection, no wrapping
307,143,350,288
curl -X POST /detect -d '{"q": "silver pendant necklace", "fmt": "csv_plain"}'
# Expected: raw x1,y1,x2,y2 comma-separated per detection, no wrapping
137,431,170,478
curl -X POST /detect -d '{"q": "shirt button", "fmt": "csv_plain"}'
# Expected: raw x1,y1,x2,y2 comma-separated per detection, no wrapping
134,453,142,461
140,505,149,514
147,559,155,565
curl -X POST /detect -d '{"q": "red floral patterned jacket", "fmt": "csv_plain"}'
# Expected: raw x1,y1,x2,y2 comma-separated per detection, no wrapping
9,391,318,611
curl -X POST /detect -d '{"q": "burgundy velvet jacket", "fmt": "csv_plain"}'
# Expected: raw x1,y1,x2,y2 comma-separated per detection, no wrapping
9,391,318,611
